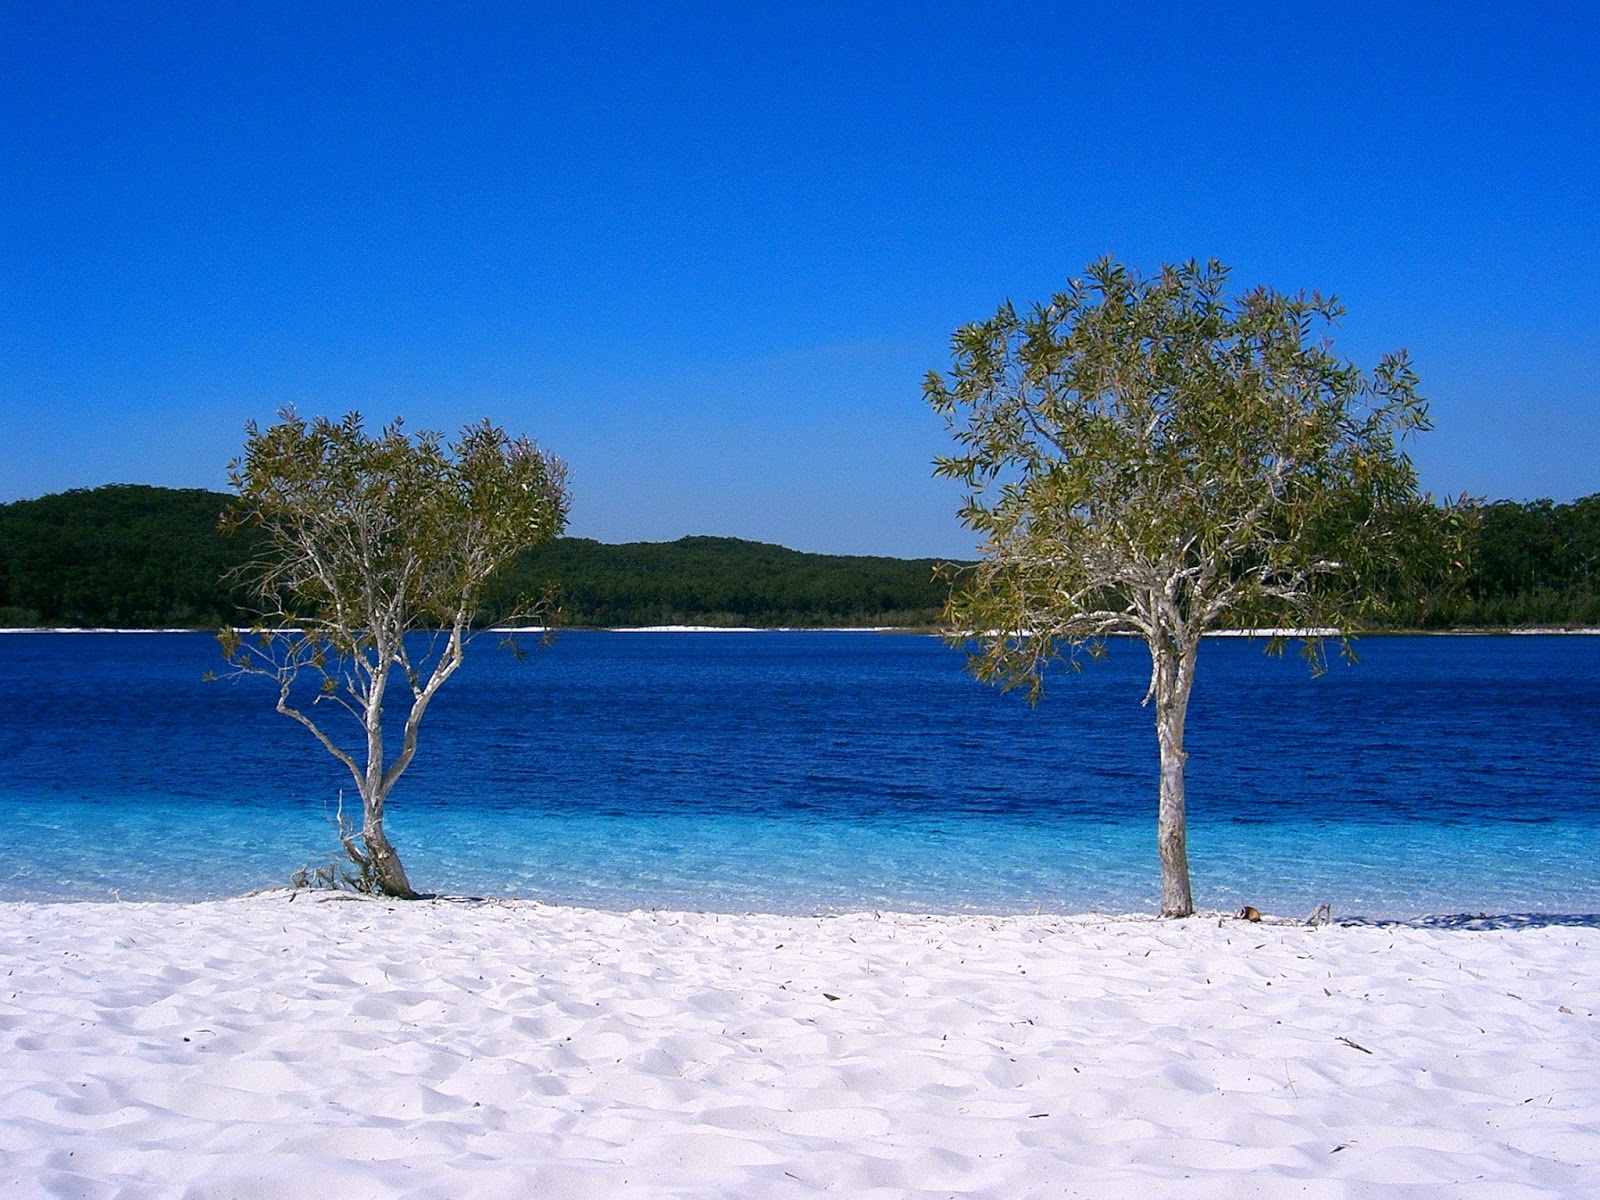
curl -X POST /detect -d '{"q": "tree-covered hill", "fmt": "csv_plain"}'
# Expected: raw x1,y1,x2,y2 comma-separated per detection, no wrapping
0,486,950,628
485,535,949,628
2,484,1596,629
0,485,263,627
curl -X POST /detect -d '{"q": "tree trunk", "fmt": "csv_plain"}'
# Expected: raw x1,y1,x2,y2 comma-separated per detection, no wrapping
1152,636,1198,917
361,800,418,899
357,652,419,899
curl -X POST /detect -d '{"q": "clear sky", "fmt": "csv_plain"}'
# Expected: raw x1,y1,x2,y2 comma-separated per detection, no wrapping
2,3,1596,557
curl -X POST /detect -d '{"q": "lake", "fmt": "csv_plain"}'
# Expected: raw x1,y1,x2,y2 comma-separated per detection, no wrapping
0,630,1596,919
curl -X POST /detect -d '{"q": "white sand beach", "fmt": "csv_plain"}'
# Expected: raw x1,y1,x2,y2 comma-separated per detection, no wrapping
2,896,1596,1199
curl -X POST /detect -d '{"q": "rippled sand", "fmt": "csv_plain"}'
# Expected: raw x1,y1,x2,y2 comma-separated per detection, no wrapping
2,895,1596,1198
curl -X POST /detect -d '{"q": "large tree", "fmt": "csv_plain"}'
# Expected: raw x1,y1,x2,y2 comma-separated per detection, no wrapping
221,411,569,898
926,259,1454,917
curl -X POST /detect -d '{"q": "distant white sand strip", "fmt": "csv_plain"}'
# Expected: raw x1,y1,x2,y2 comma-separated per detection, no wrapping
1204,627,1342,638
605,626,899,633
2,896,1596,1198
607,625,767,633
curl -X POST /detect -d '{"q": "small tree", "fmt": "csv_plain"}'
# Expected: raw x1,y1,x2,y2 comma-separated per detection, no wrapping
221,410,569,898
926,259,1455,917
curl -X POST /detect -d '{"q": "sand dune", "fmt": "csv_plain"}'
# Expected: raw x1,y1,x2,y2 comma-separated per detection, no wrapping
2,895,1596,1197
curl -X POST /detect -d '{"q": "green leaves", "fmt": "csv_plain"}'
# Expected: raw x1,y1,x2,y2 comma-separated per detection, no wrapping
928,258,1456,694
929,257,1462,913
219,409,571,898
228,409,570,636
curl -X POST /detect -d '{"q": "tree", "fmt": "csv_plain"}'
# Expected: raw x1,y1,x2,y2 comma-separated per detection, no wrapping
220,411,569,898
925,259,1456,917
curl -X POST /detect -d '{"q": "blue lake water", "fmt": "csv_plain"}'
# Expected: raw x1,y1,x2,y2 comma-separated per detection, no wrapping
0,631,1596,919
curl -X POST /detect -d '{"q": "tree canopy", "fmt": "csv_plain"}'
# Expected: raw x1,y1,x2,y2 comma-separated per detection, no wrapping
927,258,1457,916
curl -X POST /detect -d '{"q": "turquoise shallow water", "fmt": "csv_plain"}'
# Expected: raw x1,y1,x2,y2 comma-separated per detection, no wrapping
1,631,1597,918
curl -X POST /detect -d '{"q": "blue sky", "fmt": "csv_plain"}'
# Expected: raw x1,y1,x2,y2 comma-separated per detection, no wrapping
2,3,1595,557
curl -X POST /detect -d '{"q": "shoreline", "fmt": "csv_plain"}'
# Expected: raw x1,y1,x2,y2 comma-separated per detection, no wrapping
5,891,1599,929
3,894,1596,1196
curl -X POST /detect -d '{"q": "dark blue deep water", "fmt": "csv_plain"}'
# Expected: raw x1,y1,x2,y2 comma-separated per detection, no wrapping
1,631,1596,918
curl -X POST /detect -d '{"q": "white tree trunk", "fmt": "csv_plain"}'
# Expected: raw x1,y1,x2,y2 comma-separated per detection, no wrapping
1152,636,1198,917
356,641,418,899
361,802,415,898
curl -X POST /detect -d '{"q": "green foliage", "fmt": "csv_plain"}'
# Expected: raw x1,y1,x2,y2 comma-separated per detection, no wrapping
3,481,1593,633
0,485,950,630
219,410,572,899
485,536,950,628
1410,494,1600,627
224,411,570,636
0,484,264,626
927,257,1464,916
925,257,1459,693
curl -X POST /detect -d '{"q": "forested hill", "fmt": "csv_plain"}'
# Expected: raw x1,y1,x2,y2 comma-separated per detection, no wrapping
0,486,264,628
485,536,949,628
2,484,1596,629
0,485,950,628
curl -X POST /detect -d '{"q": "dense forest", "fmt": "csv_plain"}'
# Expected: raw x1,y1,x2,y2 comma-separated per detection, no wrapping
1414,494,1600,627
0,485,948,628
1,484,1596,630
0,486,265,627
484,536,948,628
